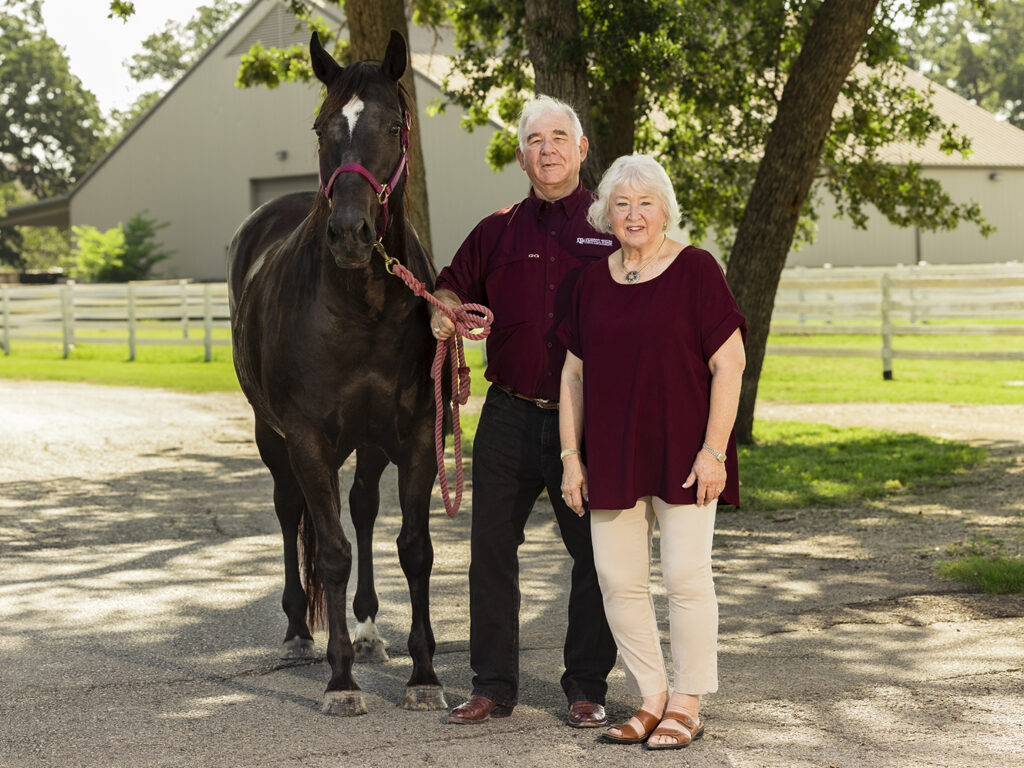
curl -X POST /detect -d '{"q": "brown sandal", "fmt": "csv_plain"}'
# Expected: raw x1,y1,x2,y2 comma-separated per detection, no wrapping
600,708,661,744
645,709,704,750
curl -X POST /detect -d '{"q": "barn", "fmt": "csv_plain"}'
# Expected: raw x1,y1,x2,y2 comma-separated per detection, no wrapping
790,66,1024,268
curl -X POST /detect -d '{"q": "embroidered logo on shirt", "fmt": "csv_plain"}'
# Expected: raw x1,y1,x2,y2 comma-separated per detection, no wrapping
527,253,540,259
576,237,614,246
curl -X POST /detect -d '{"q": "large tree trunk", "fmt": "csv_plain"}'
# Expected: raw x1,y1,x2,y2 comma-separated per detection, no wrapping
726,0,880,444
346,0,433,258
522,0,632,188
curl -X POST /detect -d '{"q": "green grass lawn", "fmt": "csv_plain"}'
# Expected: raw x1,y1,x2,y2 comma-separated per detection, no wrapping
0,337,239,392
738,421,984,511
937,557,1024,594
758,354,1024,404
5,333,1022,403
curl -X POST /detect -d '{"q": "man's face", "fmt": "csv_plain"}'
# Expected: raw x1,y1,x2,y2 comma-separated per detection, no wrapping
515,110,589,202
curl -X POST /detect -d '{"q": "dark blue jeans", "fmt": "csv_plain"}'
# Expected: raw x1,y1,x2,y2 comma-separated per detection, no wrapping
468,385,617,708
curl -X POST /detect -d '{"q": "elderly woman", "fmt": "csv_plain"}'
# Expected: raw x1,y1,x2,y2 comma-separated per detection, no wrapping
557,154,746,750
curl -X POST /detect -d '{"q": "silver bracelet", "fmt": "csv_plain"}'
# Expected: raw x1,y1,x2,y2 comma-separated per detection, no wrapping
559,448,580,460
702,442,726,462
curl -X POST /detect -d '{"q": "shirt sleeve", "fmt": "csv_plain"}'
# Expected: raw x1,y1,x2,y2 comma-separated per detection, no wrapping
435,222,486,305
698,251,747,362
437,205,519,305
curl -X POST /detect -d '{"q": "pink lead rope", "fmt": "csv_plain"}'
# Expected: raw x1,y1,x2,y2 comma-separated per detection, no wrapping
391,262,493,518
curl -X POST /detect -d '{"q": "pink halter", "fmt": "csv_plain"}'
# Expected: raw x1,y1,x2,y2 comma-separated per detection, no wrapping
319,109,412,242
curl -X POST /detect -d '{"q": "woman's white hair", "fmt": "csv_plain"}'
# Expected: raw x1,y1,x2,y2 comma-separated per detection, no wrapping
586,154,681,235
517,95,584,151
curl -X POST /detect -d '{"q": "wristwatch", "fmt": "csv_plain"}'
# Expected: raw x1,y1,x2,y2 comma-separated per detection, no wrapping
702,442,726,463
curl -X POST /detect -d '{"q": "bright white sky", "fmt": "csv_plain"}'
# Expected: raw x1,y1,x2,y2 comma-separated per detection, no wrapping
39,0,211,115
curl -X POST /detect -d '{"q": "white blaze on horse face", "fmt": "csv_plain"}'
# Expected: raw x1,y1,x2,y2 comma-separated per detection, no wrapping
341,96,365,137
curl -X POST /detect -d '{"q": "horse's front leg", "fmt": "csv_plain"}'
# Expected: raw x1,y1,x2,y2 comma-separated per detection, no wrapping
395,425,446,711
349,445,390,663
287,431,364,716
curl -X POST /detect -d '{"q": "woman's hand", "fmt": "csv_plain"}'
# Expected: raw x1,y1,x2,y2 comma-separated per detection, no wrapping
682,450,726,507
560,455,589,517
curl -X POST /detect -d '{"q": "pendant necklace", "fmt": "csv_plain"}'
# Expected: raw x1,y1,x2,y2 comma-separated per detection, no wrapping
622,235,666,284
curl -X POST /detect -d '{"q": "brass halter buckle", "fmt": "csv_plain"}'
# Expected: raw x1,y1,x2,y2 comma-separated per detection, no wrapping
373,239,398,274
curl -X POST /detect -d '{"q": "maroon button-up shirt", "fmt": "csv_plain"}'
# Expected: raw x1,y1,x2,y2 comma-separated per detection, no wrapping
436,183,618,401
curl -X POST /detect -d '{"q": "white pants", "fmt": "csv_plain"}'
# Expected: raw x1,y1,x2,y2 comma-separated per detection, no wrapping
590,496,718,696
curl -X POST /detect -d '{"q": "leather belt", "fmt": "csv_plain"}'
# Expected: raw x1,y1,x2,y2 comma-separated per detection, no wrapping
495,383,559,410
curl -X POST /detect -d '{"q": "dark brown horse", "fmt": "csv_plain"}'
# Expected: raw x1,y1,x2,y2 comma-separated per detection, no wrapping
226,31,446,716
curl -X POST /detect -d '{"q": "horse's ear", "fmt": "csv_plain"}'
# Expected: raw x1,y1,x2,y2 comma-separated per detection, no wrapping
381,29,407,82
310,32,343,87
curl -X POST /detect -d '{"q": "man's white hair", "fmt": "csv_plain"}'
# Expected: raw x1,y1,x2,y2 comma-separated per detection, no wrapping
517,95,584,152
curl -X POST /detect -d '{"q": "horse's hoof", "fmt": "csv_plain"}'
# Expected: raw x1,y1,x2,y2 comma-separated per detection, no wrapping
322,690,368,716
353,637,389,664
402,684,447,711
280,636,315,660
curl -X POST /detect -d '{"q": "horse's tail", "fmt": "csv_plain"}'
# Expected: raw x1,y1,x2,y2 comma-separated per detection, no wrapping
298,508,327,631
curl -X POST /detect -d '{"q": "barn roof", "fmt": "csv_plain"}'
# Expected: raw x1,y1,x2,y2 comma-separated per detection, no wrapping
876,66,1024,168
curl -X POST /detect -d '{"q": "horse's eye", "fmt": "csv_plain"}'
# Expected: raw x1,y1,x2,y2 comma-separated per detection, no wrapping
390,122,402,138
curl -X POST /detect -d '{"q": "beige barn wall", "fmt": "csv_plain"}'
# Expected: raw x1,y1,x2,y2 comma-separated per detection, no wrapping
70,42,320,281
788,167,1024,267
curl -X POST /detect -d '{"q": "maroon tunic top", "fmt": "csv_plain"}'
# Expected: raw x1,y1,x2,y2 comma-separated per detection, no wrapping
559,246,746,509
436,183,618,401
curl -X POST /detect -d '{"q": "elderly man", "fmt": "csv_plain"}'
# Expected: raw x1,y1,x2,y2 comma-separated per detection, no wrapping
430,96,618,727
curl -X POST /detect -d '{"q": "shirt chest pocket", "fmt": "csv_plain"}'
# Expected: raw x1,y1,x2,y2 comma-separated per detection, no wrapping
484,249,544,327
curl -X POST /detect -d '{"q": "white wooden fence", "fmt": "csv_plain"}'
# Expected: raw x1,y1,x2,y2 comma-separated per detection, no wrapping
0,280,230,362
770,261,1024,378
2,263,1023,377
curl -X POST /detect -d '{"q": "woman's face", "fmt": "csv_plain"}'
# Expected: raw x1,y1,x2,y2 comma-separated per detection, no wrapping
608,183,667,251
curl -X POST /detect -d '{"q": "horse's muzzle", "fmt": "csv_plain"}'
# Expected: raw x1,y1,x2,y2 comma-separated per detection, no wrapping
326,210,376,268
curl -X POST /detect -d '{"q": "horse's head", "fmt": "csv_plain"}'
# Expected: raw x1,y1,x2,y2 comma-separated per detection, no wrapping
311,31,410,270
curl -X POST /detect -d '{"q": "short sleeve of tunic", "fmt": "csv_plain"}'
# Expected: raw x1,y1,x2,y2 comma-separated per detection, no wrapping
560,246,746,510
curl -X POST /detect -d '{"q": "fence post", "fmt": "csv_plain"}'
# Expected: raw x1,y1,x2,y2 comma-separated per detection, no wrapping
128,283,137,361
1,284,9,355
181,279,190,339
61,281,75,359
881,273,893,380
203,283,213,362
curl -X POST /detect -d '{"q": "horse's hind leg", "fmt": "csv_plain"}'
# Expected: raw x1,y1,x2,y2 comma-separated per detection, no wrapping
349,446,390,663
255,419,314,659
396,441,446,710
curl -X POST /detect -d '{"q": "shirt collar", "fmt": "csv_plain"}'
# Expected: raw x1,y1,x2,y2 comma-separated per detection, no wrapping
527,181,585,217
